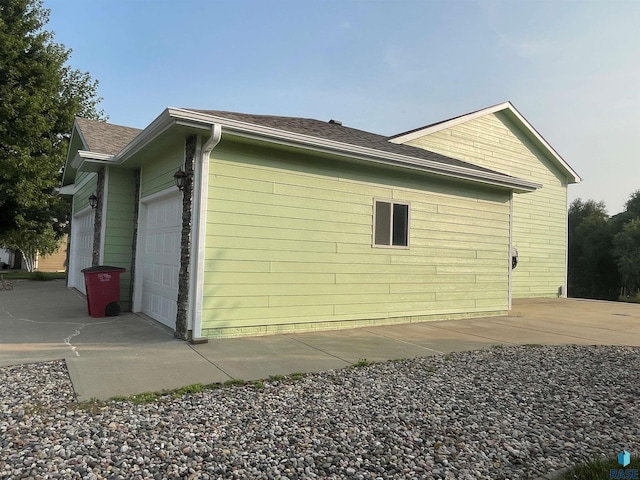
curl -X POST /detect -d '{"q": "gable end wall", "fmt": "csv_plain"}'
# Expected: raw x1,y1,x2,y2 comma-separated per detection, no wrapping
403,112,568,298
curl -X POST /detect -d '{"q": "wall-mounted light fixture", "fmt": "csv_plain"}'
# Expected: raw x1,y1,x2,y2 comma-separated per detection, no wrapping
88,193,98,210
173,169,191,191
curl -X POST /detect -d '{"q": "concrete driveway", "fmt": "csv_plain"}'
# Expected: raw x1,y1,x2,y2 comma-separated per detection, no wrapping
1,280,639,400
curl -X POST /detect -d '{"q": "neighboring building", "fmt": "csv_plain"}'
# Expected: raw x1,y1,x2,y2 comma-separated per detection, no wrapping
0,237,68,272
60,103,579,340
34,235,69,272
0,248,14,269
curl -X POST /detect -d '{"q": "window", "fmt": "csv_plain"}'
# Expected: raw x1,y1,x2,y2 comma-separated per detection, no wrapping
373,200,409,247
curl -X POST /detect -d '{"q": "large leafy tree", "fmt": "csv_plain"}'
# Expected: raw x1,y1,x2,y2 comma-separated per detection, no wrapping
0,0,104,270
612,218,640,296
567,199,618,299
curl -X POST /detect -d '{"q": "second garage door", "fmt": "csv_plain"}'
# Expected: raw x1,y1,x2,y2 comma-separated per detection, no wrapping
140,192,182,329
70,209,95,294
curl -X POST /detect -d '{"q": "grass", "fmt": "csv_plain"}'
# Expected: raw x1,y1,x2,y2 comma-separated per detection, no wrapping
423,364,438,375
558,455,639,479
353,358,375,368
0,271,66,281
75,372,311,408
618,293,640,304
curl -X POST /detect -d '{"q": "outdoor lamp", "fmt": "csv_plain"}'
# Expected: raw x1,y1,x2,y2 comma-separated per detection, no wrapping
88,193,98,210
173,169,190,191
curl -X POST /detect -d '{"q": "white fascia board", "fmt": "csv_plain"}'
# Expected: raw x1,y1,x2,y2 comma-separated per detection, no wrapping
62,121,90,186
71,150,117,172
57,184,75,196
57,171,98,197
114,109,177,163
166,108,540,193
390,101,582,184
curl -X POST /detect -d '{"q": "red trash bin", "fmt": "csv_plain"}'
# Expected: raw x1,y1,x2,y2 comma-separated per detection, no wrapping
81,266,126,318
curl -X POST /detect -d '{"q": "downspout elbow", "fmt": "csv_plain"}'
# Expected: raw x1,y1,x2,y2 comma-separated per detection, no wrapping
202,124,222,156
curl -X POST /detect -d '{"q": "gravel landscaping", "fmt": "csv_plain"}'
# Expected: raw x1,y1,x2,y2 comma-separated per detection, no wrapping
1,345,638,479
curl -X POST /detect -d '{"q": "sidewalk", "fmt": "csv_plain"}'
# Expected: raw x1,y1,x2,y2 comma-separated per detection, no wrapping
1,280,639,400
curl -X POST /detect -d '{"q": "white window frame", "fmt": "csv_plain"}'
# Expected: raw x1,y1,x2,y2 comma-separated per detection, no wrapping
372,198,410,249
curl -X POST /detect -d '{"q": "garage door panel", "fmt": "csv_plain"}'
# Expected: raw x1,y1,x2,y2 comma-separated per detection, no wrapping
70,209,94,294
141,193,181,329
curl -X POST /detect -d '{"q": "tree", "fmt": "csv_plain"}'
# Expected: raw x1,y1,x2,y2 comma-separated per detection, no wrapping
567,199,618,299
612,218,640,296
0,0,104,270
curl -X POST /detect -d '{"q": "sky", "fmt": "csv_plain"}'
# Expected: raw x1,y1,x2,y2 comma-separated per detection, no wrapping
44,0,640,216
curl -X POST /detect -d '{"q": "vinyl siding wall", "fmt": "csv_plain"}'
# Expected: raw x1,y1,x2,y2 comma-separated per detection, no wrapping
201,142,511,338
102,168,137,309
140,142,184,199
73,172,97,213
402,112,568,298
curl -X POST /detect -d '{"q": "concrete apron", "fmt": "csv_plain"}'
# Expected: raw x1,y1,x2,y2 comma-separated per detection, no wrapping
1,280,639,400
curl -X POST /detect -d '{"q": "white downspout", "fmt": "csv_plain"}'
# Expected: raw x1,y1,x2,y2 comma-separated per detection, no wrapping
190,124,222,341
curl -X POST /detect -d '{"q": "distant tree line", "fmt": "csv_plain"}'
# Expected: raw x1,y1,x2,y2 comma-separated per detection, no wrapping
568,190,640,300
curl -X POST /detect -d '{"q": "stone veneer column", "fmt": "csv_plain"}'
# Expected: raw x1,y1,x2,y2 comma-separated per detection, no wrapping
128,169,141,308
175,135,197,340
91,167,105,266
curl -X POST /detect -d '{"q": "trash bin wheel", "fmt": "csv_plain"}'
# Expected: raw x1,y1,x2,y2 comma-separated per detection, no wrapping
105,302,121,317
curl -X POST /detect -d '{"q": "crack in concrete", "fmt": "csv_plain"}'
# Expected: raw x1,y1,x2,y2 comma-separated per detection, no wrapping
1,305,115,357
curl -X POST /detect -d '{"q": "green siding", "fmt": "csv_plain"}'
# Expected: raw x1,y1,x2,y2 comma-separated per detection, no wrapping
201,142,510,338
403,112,567,299
72,172,97,213
140,142,184,198
102,168,137,310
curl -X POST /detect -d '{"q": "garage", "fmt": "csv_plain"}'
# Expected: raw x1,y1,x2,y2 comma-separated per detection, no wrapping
139,192,182,329
69,208,95,294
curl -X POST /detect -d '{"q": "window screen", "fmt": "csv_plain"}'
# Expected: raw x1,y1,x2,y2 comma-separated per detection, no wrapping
374,200,409,247
374,201,391,245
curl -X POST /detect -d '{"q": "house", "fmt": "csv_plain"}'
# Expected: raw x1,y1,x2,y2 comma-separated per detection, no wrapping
33,235,69,272
60,102,579,340
0,237,68,272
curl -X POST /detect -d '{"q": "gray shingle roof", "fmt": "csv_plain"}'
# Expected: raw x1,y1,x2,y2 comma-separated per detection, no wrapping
75,117,141,155
185,109,504,176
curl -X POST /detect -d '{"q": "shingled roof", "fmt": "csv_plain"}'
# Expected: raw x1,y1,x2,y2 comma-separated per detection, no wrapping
75,117,142,155
184,109,506,176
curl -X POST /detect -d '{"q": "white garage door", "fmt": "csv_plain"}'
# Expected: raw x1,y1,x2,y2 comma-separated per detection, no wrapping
141,193,181,329
70,209,94,294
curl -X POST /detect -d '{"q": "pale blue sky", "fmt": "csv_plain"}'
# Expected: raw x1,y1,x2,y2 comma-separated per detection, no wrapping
45,0,640,215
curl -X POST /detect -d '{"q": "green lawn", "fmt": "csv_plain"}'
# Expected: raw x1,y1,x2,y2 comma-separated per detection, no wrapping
0,271,66,281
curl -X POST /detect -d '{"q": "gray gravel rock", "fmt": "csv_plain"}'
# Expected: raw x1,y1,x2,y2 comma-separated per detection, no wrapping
1,345,638,479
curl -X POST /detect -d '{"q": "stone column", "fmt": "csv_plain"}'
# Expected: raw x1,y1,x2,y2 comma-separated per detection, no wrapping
128,169,141,307
92,167,105,266
175,135,197,340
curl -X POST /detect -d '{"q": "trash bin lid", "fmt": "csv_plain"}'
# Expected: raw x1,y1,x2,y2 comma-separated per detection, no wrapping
81,266,126,273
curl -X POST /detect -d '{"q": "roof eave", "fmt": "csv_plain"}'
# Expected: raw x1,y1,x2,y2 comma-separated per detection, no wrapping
90,107,540,194
72,150,118,173
167,108,540,193
62,119,89,186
